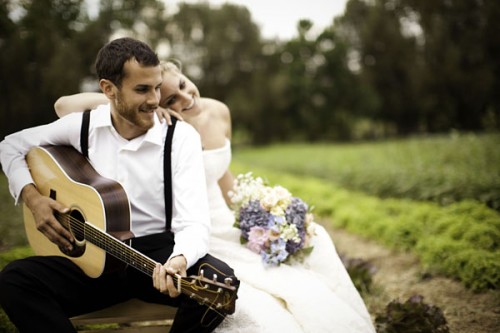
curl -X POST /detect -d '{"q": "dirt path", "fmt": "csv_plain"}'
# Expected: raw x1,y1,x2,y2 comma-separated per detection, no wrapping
324,225,500,333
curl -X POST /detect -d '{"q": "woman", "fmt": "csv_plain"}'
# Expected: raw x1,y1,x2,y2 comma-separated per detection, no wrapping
55,62,376,333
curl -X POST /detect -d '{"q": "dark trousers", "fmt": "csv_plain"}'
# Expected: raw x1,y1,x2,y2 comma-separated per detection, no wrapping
0,233,239,333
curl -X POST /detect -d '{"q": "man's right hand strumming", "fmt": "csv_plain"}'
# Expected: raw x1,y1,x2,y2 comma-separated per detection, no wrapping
21,184,74,251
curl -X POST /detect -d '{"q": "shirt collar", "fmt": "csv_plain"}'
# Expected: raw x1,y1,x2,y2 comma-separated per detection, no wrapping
94,104,164,147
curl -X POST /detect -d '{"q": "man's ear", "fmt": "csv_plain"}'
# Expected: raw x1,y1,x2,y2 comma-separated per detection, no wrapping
99,79,117,99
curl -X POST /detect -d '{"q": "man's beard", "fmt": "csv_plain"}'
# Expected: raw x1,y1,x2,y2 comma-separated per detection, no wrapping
115,92,155,131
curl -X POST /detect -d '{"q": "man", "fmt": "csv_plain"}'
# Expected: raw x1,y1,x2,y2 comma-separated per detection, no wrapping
0,37,238,332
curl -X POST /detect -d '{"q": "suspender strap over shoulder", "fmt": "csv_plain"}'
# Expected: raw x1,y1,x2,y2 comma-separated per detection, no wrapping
80,110,91,158
164,118,177,230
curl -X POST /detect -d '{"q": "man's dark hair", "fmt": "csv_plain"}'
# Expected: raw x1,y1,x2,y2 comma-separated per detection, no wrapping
95,37,160,87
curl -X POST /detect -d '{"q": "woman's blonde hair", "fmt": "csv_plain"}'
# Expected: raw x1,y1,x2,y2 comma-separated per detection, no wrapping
161,59,183,74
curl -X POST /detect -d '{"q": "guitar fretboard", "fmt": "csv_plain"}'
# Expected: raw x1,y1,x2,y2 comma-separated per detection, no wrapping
83,222,157,276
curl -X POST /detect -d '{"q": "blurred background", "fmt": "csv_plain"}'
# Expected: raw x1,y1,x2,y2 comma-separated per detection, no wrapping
1,0,499,144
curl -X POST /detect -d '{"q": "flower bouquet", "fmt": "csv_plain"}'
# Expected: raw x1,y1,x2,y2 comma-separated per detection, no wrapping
228,172,315,266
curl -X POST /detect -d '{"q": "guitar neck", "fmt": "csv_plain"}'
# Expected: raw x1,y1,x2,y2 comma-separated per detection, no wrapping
84,222,157,277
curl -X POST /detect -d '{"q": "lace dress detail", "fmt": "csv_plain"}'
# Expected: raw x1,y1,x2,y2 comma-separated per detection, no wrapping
203,140,376,333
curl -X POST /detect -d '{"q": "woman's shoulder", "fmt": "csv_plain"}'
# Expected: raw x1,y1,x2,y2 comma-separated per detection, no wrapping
203,98,230,117
202,98,231,129
200,98,232,140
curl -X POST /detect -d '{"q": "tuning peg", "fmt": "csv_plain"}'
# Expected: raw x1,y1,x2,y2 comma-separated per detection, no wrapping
212,273,218,283
224,277,233,286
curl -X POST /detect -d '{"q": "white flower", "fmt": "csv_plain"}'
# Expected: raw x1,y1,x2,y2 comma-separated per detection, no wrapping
280,223,300,243
260,185,291,215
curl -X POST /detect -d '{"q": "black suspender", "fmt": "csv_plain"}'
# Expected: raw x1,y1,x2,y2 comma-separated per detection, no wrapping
80,111,177,230
80,110,91,158
163,118,177,230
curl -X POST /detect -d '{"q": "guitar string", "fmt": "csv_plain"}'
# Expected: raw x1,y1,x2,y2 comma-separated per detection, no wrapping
54,213,235,312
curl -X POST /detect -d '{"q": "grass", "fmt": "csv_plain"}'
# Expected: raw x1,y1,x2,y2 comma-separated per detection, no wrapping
0,174,26,249
233,132,500,210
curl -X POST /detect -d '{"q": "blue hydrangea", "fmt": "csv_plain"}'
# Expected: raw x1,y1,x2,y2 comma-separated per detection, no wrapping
239,200,270,238
285,197,308,230
286,229,306,254
261,238,289,266
267,214,285,230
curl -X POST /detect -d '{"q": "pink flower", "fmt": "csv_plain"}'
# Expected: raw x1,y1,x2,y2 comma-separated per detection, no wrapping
247,226,269,253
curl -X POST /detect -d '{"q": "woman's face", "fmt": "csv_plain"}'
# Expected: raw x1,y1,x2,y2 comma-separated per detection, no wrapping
159,71,201,117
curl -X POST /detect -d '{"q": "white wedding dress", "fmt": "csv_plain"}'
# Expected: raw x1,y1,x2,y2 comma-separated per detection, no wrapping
203,140,376,333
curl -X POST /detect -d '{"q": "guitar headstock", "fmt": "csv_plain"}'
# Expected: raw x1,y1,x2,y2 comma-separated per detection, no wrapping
175,273,237,314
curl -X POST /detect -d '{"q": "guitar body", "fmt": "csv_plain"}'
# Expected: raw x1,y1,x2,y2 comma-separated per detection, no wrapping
24,145,132,278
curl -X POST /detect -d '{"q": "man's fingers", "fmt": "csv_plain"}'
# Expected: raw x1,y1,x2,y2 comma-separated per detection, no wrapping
166,274,181,298
152,264,180,297
37,218,73,250
49,201,74,243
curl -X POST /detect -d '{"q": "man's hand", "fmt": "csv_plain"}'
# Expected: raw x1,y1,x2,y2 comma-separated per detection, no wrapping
153,255,187,297
21,184,73,251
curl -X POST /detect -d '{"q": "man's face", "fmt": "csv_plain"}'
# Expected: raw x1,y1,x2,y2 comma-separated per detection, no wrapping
111,59,162,139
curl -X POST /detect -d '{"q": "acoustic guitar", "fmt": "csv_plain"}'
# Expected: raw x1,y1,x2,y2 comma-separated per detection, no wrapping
23,145,236,314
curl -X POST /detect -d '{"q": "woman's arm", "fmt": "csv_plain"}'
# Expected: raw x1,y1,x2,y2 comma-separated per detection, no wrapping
54,93,108,117
216,100,234,206
55,92,183,124
218,170,235,207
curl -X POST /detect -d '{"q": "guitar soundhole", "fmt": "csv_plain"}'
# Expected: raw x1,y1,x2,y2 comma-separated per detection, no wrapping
60,209,86,257
69,209,86,242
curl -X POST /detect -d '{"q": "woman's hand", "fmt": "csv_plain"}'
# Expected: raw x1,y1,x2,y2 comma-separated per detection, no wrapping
153,255,187,297
155,107,183,125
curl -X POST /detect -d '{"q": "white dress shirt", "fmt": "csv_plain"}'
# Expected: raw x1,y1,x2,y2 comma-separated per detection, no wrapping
0,104,210,268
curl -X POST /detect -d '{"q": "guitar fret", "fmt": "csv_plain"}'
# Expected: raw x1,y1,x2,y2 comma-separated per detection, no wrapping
84,224,156,276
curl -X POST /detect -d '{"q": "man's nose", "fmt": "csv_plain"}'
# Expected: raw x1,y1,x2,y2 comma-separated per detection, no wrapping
147,90,160,107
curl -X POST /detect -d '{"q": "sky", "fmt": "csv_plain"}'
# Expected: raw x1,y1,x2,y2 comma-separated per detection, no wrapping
86,0,347,40
166,0,348,40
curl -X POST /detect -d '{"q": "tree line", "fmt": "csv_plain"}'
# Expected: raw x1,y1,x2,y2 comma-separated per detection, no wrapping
1,0,498,144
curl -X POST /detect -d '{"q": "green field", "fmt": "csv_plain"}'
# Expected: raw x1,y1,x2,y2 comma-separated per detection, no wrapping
233,132,500,210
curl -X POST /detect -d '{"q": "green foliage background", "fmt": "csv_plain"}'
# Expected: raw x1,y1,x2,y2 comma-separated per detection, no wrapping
1,0,499,143
233,133,500,210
